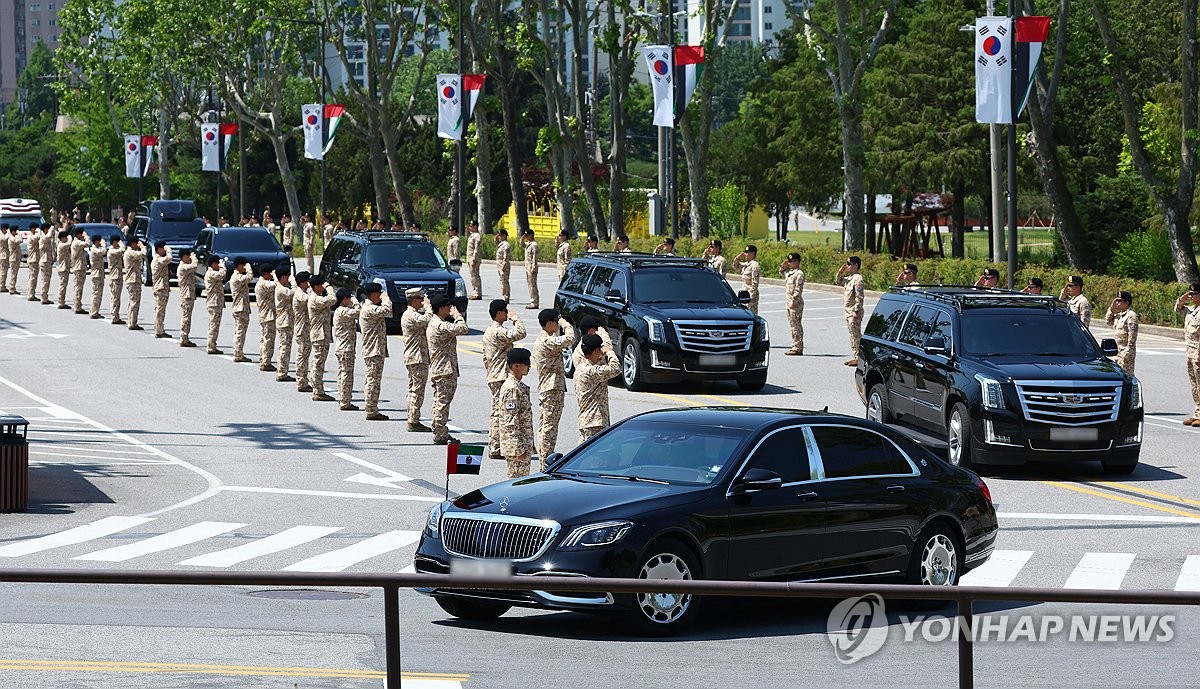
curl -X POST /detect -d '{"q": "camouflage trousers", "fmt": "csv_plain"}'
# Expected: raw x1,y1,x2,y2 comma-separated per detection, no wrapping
206,306,223,350
179,297,195,344
407,363,429,425
0,260,7,291
469,260,482,299
363,356,384,414
1189,358,1200,418
506,457,531,480
537,389,565,458
498,268,510,302
40,262,53,302
7,257,17,291
336,352,355,405
579,425,604,444
430,376,457,442
1116,349,1135,376
73,270,86,310
310,340,330,394
786,301,805,353
295,335,311,388
153,288,169,335
276,327,293,377
108,278,122,319
487,380,504,456
27,260,40,297
90,276,104,317
304,243,315,272
526,268,539,307
127,283,142,327
259,319,276,369
56,271,69,306
232,311,249,358
746,290,759,314
846,310,863,356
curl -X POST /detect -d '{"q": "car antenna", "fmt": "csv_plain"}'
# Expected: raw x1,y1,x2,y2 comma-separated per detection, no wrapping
822,406,829,413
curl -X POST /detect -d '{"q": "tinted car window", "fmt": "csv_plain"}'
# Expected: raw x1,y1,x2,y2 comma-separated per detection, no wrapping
364,243,445,269
812,426,913,478
960,313,1098,357
926,308,953,350
554,419,752,485
323,240,347,266
343,243,363,264
745,427,812,483
214,230,283,253
195,230,212,249
587,267,617,298
610,271,627,297
865,298,909,340
562,262,591,293
898,306,935,348
632,269,734,303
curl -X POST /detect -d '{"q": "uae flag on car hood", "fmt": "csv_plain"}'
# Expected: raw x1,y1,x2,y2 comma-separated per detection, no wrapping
673,45,704,124
447,443,484,475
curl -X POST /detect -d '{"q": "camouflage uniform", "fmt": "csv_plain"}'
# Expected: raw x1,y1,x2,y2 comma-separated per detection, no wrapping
55,237,71,307
1105,306,1139,375
5,231,19,292
734,257,761,314
88,243,106,317
151,251,172,335
533,319,576,461
483,314,527,457
556,240,571,281
1061,290,1093,329
0,231,9,291
709,254,727,279
70,236,88,310
255,274,278,368
39,229,56,303
274,279,295,379
229,267,253,359
334,298,361,407
308,289,337,398
204,265,228,351
401,301,433,426
302,221,316,269
523,239,539,308
359,292,394,416
282,221,296,254
1180,303,1200,421
428,310,469,443
782,266,806,354
177,260,198,345
575,345,621,441
839,272,866,358
107,241,124,319
25,228,43,298
498,372,535,478
446,234,461,262
495,239,511,302
293,285,312,390
466,232,483,299
123,245,146,328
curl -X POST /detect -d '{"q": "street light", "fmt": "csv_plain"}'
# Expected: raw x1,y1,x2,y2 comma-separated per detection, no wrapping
18,88,28,126
631,7,688,239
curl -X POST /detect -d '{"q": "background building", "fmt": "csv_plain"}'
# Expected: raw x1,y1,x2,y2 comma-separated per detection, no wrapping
1,0,63,107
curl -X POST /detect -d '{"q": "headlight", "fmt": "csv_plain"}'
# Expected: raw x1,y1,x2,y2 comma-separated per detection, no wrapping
756,317,769,342
558,520,633,550
643,316,665,343
425,502,446,538
454,277,467,298
372,277,387,289
975,374,1004,409
1130,377,1142,410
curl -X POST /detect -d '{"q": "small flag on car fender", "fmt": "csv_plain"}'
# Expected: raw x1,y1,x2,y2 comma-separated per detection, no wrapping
447,443,484,475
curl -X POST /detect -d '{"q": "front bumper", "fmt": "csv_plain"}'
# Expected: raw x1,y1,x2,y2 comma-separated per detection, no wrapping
970,407,1144,466
639,341,770,384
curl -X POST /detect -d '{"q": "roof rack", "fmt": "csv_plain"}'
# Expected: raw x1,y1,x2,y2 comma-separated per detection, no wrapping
889,285,1064,313
344,230,431,242
580,251,710,268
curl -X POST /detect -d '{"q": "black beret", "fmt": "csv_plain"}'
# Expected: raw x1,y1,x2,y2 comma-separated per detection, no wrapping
154,241,167,250
1117,290,1133,304
745,244,757,253
336,287,353,301
0,223,7,229
295,270,311,282
1190,283,1200,294
207,256,222,265
109,235,122,243
489,299,509,317
982,268,1000,278
538,308,560,326
57,230,70,239
507,347,532,365
581,333,603,355
275,263,290,276
1067,274,1084,286
179,248,193,257
1027,277,1043,288
363,282,383,294
579,316,602,332
91,234,103,242
430,295,450,310
848,256,862,266
309,274,326,286
233,255,249,266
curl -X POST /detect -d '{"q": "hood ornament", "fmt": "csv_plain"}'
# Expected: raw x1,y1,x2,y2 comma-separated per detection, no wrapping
499,496,510,513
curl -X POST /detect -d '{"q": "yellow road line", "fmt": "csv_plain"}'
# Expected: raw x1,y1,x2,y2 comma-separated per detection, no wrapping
459,340,483,349
648,392,701,407
1042,481,1200,520
1096,481,1200,509
698,394,747,406
0,658,468,680
457,346,482,357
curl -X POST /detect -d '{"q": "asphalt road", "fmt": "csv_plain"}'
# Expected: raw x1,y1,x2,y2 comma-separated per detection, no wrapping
0,259,1198,688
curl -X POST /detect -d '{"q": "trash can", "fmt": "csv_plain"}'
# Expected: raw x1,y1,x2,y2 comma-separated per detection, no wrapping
0,415,30,513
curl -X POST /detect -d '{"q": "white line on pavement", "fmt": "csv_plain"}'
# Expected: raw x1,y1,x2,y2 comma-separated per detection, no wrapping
29,451,172,464
332,452,413,482
960,550,1034,588
283,530,421,572
0,516,156,557
74,521,248,562
1175,555,1200,591
1063,552,1136,590
998,512,1200,523
219,485,442,503
178,525,346,568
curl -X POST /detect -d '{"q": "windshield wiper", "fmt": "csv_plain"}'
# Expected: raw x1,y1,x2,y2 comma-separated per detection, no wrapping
598,474,669,485
684,299,720,304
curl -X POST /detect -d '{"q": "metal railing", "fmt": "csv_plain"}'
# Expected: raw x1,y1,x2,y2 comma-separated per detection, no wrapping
0,569,1197,689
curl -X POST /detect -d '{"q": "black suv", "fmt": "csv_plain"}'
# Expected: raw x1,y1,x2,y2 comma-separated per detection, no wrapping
190,226,291,295
555,253,769,391
855,287,1143,474
319,231,467,328
128,200,206,285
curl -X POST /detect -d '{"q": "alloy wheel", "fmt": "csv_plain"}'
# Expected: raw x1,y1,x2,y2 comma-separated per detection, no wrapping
637,553,693,625
947,410,964,466
920,533,958,586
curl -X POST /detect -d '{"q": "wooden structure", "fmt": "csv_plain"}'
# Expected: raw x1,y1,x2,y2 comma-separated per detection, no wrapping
871,203,948,259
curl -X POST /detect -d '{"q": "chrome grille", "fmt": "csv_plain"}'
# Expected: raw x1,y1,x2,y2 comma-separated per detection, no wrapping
441,515,558,561
1013,380,1122,425
393,281,449,298
672,320,752,354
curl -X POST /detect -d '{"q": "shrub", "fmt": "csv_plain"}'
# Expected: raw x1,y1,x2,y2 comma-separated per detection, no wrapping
1109,229,1175,283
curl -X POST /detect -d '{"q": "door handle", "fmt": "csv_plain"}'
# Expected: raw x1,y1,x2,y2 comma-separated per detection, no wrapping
797,491,818,502
886,485,905,493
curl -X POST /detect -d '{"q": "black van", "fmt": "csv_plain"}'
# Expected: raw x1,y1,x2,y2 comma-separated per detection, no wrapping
128,200,206,284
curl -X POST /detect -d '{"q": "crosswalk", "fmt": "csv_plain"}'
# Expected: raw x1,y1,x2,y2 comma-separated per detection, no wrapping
961,549,1200,591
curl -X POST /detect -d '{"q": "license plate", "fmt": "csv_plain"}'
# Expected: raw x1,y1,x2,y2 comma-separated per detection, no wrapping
698,354,737,366
450,558,512,579
1049,427,1098,442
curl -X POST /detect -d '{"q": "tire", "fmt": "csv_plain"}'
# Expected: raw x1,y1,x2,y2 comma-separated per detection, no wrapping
434,596,511,621
562,344,576,379
737,378,766,392
628,538,701,636
622,338,646,392
946,402,973,468
902,523,962,611
1102,459,1138,475
866,383,892,424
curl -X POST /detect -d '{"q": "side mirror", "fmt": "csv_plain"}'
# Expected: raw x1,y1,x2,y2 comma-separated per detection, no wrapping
923,335,948,355
737,290,752,304
543,452,564,469
605,289,625,304
733,468,783,493
1100,338,1119,357
448,259,463,274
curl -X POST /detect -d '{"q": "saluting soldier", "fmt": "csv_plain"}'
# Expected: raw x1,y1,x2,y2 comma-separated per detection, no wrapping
498,347,536,478
574,334,621,442
446,225,461,262
895,263,920,287
7,226,23,293
87,235,106,318
1060,275,1092,329
359,282,393,420
572,316,611,370
495,229,512,302
301,213,317,269
1175,285,1200,427
836,255,866,366
653,237,676,256
427,296,469,445
705,239,727,279
273,266,295,379
40,223,57,304
585,235,599,253
293,271,313,392
70,228,88,312
204,256,228,354
1022,277,1045,295
521,228,539,309
975,267,1001,288
483,299,527,459
533,309,576,464
25,224,43,299
401,287,433,432
307,274,337,402
466,221,483,300
555,230,571,282
122,237,146,330
229,257,254,361
733,244,761,314
176,249,199,347
255,264,278,370
333,287,361,411
615,234,631,253
282,214,296,255
107,234,125,321
54,230,72,309
0,224,9,292
780,252,806,356
1105,291,1139,375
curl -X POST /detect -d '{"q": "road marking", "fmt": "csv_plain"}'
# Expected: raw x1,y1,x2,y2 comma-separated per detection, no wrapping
959,549,1033,587
998,511,1200,523
1041,481,1200,520
177,525,344,568
283,530,421,572
698,394,747,406
0,659,467,683
332,451,414,489
649,392,701,407
1063,552,1136,590
0,516,156,557
29,451,173,463
399,563,417,573
219,485,442,502
1175,555,1200,591
74,521,248,562
1097,481,1200,509
30,443,157,455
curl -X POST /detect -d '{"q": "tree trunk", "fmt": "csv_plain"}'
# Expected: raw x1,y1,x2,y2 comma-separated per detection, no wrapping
448,140,461,230
680,121,710,240
553,148,576,235
1165,205,1200,283
865,193,876,253
476,108,493,235
268,128,302,231
839,100,865,250
951,179,965,259
380,119,417,227
497,74,529,235
366,132,390,224
157,105,171,199
1025,83,1093,269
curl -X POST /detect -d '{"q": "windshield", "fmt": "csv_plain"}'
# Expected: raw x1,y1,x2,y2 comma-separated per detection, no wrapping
633,269,736,304
213,230,283,253
0,215,44,230
364,243,446,269
961,312,1099,357
553,419,752,485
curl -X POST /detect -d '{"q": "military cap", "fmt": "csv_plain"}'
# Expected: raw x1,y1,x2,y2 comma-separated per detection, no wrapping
207,255,222,265
489,298,509,317
848,256,862,266
1066,275,1084,286
405,287,425,301
579,316,602,332
982,268,1000,278
179,248,193,257
57,230,70,239
788,252,802,262
258,262,275,275
154,240,167,250
363,282,383,295
581,333,603,355
430,295,450,310
336,287,353,301
309,274,326,286
0,223,7,230
1117,290,1133,304
538,308,560,326
91,234,103,243
275,263,290,276
233,255,249,267
295,270,311,283
109,235,122,243
1027,277,1043,288
1189,283,1200,294
507,347,532,366
745,244,757,254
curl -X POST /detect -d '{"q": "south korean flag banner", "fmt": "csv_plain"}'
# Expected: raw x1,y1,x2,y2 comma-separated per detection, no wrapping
437,74,463,140
643,46,674,128
201,123,220,172
302,103,324,159
124,134,141,178
975,16,1013,124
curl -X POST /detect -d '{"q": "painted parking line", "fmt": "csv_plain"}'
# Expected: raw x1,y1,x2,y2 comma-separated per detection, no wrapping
0,659,467,685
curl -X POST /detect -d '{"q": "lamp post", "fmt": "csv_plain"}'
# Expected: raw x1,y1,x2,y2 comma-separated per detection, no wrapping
633,6,687,239
18,88,28,127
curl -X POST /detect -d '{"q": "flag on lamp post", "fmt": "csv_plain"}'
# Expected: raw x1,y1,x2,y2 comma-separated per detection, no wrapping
462,74,486,128
437,74,463,139
321,104,345,156
643,45,674,128
1012,16,1051,120
200,123,220,172
219,123,238,169
124,135,141,178
974,16,1013,124
673,45,704,123
302,103,323,159
141,135,158,177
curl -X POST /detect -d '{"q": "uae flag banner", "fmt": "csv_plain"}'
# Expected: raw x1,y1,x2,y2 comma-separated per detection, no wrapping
219,123,238,168
436,74,464,140
302,103,324,159
642,46,674,128
124,134,141,178
462,74,486,127
141,135,158,177
1012,16,1051,120
673,45,704,124
447,443,484,475
321,104,345,156
974,16,1013,124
